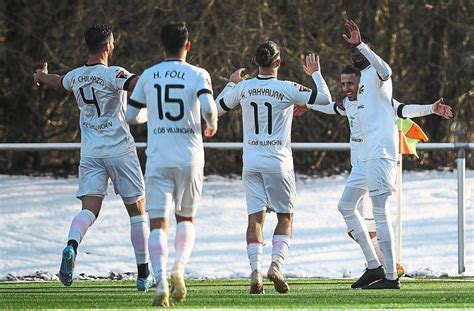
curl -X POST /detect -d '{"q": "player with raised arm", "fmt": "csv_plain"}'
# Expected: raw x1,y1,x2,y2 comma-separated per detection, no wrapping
126,22,218,307
32,24,154,291
215,42,331,294
295,65,453,284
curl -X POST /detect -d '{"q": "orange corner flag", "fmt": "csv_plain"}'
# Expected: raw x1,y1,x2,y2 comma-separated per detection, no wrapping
397,118,429,158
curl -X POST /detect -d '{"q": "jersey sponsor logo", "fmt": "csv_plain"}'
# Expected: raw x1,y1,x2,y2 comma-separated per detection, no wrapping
115,70,128,79
82,121,113,130
357,105,365,109
294,83,311,92
358,85,364,94
351,137,363,142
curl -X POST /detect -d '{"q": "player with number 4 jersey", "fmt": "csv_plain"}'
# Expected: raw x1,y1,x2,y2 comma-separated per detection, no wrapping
215,41,331,295
33,24,153,292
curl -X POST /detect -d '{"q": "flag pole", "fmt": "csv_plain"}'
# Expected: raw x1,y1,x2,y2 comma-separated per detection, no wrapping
395,151,403,263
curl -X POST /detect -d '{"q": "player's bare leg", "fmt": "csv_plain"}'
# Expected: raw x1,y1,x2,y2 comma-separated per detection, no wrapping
149,218,170,306
247,211,265,294
268,213,292,293
170,214,195,302
60,196,101,286
124,197,154,292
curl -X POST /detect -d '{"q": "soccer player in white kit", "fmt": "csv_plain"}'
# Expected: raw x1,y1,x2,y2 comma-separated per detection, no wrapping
32,24,154,291
215,42,331,294
126,22,218,307
295,65,453,287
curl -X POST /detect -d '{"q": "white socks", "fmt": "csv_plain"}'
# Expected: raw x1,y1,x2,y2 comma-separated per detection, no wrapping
272,235,290,269
67,209,96,244
371,236,385,265
247,243,263,272
130,215,150,265
338,201,380,269
174,221,196,274
149,229,168,281
372,194,397,280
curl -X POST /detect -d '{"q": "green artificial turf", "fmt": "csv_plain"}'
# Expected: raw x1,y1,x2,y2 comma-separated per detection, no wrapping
1,278,473,309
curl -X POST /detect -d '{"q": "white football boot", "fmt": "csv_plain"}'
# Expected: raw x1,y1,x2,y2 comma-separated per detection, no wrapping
170,264,187,302
152,278,170,307
267,262,289,293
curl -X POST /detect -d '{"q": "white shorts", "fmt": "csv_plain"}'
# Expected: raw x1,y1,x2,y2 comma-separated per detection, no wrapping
145,165,203,219
365,158,397,197
77,150,145,201
243,169,296,215
346,159,368,191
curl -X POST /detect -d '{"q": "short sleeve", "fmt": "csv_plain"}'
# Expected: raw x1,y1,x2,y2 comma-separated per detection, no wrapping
107,66,137,91
129,72,147,107
196,69,213,97
61,70,74,92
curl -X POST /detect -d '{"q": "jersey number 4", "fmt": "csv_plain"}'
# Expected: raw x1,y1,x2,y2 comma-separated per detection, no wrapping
154,84,185,121
250,102,272,135
79,87,101,117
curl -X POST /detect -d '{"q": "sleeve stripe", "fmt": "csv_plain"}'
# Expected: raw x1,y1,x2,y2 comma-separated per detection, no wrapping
219,98,231,112
197,88,213,97
123,74,138,91
333,103,342,116
306,90,317,105
397,103,406,119
60,76,67,91
129,99,146,109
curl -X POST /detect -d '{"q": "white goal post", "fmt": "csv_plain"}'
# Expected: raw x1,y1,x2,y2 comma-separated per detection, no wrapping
0,142,472,274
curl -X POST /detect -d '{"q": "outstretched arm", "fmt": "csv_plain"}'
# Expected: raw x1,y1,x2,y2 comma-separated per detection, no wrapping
342,20,392,80
33,62,63,90
394,98,453,119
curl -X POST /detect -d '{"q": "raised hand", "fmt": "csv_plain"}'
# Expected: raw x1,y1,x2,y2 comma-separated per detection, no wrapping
293,103,309,117
229,68,248,84
432,98,453,119
33,62,48,86
342,20,361,46
303,53,320,76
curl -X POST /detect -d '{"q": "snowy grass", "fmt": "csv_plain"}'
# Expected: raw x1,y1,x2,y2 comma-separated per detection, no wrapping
0,170,473,280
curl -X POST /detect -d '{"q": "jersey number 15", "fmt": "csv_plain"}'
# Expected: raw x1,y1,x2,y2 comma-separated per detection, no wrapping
154,84,185,121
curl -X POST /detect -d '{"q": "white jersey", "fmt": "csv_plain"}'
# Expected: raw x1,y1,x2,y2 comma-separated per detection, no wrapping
130,60,213,168
62,64,137,158
310,99,363,165
355,42,397,161
218,72,331,173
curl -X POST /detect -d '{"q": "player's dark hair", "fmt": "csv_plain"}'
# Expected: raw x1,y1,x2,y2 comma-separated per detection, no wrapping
341,64,361,77
255,41,280,68
161,22,188,55
84,24,113,54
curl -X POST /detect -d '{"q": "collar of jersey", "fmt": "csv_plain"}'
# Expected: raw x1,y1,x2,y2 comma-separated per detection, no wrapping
163,58,184,62
85,63,106,67
256,75,276,80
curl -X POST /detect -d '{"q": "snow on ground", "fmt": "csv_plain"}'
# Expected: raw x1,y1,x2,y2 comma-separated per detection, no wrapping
0,170,473,280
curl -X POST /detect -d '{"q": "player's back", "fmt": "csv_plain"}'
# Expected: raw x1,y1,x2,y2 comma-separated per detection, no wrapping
136,60,210,168
238,76,300,173
62,64,135,158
